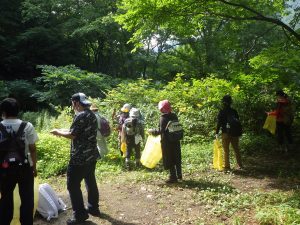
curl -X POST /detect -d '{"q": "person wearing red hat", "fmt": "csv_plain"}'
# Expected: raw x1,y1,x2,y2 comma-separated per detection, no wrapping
149,100,182,183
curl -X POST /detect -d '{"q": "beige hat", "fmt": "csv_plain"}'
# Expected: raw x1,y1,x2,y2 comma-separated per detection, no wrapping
90,104,98,111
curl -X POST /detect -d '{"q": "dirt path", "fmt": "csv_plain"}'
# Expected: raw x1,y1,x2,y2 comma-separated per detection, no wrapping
31,147,300,225
32,168,282,225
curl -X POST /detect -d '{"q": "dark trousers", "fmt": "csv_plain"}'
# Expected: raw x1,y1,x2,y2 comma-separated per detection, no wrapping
125,135,141,160
0,165,34,225
168,144,182,180
277,122,293,145
67,161,99,219
169,164,182,180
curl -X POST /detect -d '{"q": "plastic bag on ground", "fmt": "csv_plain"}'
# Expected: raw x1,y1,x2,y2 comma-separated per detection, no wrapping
213,138,224,171
141,135,162,169
37,183,66,221
10,179,39,225
263,114,276,135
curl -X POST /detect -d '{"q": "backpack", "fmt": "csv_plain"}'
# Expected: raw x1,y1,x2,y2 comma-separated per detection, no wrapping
226,112,242,137
37,183,66,221
0,121,28,167
124,117,138,136
95,112,111,137
99,116,111,137
165,120,184,142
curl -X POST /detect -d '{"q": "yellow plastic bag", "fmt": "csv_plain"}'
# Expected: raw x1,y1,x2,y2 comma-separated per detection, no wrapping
213,139,224,171
263,114,276,135
10,178,39,225
141,135,162,169
120,142,126,157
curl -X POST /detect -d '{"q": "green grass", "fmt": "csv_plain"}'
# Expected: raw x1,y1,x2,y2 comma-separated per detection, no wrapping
37,135,300,225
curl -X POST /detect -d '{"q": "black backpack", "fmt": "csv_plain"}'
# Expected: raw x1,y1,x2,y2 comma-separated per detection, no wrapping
0,121,28,166
226,112,242,137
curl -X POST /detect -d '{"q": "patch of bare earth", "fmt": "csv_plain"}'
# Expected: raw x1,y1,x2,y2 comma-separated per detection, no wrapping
32,168,280,225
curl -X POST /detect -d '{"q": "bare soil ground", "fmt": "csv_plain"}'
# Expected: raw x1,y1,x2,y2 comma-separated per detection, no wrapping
33,150,300,225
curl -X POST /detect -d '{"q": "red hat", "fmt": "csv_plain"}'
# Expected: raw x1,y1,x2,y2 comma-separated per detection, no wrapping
158,100,172,113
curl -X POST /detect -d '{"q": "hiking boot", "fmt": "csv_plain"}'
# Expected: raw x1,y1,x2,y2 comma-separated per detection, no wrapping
86,208,101,217
66,214,88,225
135,160,141,168
125,158,130,169
165,178,178,184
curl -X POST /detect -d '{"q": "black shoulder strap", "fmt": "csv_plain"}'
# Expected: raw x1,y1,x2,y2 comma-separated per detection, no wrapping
16,121,27,137
0,123,9,137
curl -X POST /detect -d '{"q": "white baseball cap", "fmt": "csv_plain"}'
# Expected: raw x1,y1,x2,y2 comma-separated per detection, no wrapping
71,93,91,106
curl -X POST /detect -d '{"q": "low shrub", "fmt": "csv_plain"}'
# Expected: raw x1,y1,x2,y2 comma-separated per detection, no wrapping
36,133,70,178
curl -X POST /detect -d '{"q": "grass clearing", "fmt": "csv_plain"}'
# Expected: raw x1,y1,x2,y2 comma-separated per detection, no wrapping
38,136,300,224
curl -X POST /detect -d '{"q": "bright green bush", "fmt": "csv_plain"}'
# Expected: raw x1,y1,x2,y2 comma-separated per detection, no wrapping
36,133,70,178
21,107,73,132
98,74,240,144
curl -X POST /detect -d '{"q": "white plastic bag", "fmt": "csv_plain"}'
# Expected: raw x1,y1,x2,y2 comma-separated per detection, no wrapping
37,183,66,221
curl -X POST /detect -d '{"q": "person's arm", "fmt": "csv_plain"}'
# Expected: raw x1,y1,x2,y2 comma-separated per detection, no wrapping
29,143,38,177
50,129,75,139
216,111,222,134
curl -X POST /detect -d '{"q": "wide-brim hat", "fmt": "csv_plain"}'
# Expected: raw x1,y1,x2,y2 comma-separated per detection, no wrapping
121,103,131,113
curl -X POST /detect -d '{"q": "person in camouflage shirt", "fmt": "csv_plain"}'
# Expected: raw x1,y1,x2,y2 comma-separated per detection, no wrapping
51,93,101,225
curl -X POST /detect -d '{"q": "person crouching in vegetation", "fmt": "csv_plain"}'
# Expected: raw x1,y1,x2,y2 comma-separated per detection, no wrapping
216,95,243,171
149,100,183,183
121,107,144,169
272,90,294,152
0,98,38,225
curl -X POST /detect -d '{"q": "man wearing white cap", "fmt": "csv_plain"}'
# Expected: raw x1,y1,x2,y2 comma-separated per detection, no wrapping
51,92,101,224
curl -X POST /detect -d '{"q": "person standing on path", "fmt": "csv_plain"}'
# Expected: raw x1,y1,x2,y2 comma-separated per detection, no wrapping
149,100,183,183
51,93,101,225
273,90,294,152
216,95,243,171
0,98,38,225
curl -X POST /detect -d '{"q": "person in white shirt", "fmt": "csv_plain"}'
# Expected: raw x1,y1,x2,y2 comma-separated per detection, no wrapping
0,98,38,225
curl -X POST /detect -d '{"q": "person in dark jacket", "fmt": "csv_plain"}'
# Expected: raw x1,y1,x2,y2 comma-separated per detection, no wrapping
216,95,243,170
149,100,182,183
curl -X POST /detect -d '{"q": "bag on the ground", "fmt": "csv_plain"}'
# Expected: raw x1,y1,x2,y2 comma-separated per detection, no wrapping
141,135,162,169
263,114,276,135
99,116,111,137
213,138,224,171
226,113,242,137
165,120,184,141
37,183,66,221
0,121,28,166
